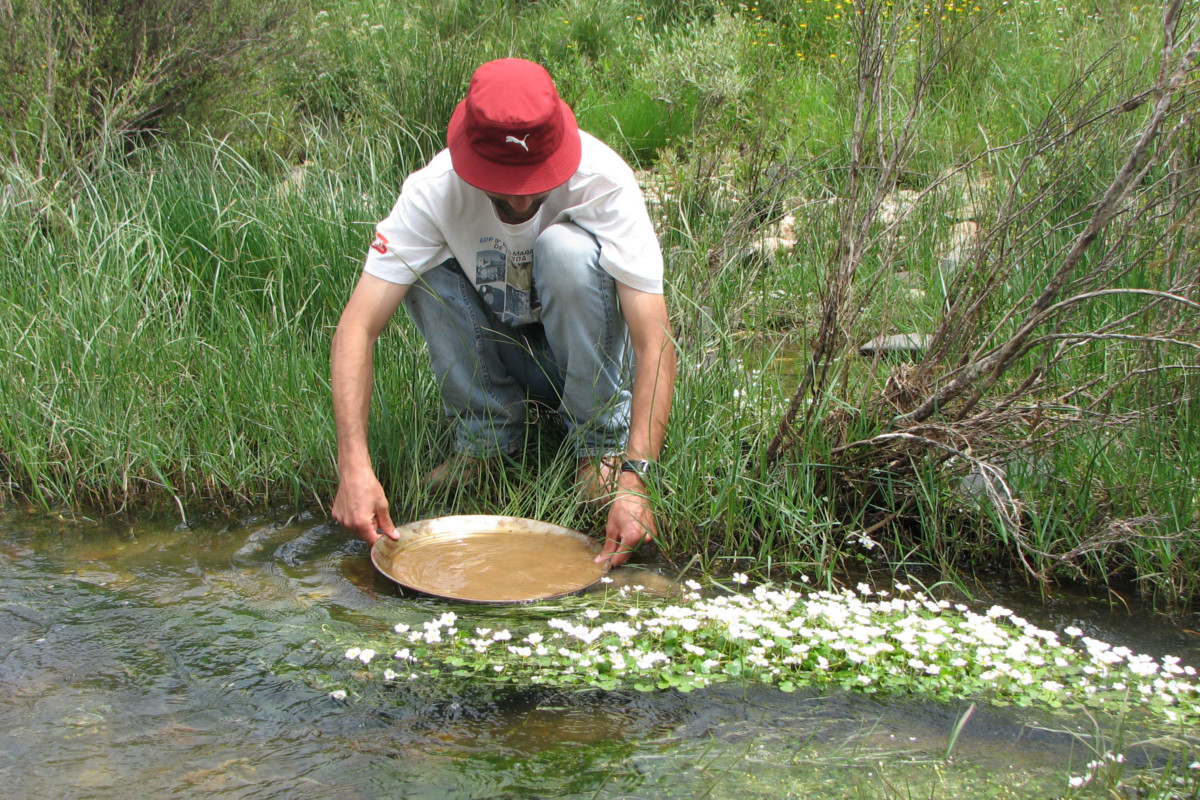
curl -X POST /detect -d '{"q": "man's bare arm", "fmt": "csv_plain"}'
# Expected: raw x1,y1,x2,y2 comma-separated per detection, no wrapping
331,272,410,545
597,284,676,566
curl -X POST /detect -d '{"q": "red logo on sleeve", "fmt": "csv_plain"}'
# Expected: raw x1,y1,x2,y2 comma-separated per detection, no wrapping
371,232,389,255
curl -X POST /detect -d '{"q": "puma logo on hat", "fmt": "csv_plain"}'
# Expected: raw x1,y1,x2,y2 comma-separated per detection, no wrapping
505,134,531,151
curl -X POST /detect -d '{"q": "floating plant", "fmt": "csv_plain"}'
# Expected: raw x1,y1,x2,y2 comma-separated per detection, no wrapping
333,581,1200,734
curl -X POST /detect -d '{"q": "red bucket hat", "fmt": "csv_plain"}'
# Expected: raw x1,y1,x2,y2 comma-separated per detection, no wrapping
447,59,581,196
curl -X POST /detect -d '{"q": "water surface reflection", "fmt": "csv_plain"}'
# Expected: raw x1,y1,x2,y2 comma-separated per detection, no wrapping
1,509,1196,799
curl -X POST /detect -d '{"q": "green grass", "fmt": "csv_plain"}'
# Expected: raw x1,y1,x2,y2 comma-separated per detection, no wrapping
1,0,1197,607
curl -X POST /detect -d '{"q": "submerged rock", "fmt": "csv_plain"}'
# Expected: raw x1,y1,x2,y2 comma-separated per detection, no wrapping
593,566,682,598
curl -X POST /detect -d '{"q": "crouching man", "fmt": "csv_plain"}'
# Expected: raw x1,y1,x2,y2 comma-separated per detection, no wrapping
330,59,675,567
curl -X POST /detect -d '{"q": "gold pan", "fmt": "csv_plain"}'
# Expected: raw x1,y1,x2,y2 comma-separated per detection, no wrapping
370,515,608,604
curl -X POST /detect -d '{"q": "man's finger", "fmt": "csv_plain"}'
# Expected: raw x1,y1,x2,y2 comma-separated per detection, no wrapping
359,526,380,547
594,537,620,564
596,550,628,567
376,508,399,540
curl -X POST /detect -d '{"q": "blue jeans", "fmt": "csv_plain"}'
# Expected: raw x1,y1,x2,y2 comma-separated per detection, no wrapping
403,222,631,458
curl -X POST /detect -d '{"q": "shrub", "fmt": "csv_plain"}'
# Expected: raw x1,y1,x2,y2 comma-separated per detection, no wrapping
0,0,300,171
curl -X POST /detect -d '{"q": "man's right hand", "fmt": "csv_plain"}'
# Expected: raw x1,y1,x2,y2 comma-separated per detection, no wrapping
331,469,398,547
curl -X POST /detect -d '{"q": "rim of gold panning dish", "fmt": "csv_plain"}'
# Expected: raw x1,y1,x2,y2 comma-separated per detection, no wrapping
370,515,609,604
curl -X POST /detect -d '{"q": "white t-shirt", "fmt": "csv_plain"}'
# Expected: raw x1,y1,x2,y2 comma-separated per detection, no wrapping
363,131,663,327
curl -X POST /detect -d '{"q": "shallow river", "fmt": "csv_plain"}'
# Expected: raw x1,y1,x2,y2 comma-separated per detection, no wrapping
2,508,1197,799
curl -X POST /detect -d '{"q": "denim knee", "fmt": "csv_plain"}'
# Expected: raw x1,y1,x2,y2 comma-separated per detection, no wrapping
532,222,631,457
533,223,602,303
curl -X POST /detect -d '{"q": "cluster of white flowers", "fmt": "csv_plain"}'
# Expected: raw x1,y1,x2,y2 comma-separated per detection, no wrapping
389,612,459,647
344,647,375,665
1067,750,1125,789
334,582,1200,733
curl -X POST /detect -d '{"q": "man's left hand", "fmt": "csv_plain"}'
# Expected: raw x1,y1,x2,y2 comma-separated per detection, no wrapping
596,475,656,568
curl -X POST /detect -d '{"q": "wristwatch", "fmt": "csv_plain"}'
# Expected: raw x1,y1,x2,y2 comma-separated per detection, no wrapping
619,458,653,479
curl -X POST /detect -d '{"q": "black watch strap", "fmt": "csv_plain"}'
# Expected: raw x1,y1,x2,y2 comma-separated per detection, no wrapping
619,458,652,478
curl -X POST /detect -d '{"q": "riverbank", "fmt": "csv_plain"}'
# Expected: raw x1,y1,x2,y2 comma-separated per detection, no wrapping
1,0,1197,606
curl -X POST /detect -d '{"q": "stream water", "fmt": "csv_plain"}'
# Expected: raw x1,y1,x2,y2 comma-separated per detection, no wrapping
2,508,1197,799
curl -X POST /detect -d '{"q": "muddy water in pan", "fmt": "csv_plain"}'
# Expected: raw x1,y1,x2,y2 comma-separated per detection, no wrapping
372,517,609,603
1,508,1197,800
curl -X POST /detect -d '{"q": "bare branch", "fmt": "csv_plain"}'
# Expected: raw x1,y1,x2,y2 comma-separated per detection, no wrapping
896,23,1200,426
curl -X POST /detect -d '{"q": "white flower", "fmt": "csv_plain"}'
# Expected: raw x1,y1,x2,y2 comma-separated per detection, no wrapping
383,669,397,681
329,689,348,701
393,648,411,661
585,609,601,619
854,533,878,550
358,648,376,665
344,647,361,660
636,650,669,670
393,623,410,634
732,572,749,585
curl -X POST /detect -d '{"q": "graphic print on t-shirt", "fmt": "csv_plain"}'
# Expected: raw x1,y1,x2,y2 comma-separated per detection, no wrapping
476,237,539,326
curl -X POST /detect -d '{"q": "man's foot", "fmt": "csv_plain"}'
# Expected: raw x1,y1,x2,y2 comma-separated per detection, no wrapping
424,454,488,492
576,456,620,505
